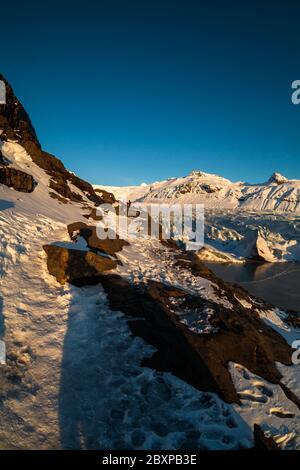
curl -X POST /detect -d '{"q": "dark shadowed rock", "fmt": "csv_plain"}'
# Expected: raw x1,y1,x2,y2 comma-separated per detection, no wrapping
94,187,116,204
43,236,294,405
98,274,292,404
253,424,280,450
268,172,288,185
0,167,35,192
0,74,115,206
0,75,38,144
0,149,9,165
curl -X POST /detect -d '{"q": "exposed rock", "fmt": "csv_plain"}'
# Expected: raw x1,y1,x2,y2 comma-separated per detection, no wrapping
0,167,35,192
197,246,239,263
268,172,289,185
98,272,292,404
0,74,114,206
43,245,117,285
0,75,38,144
253,424,280,450
82,208,103,221
67,222,129,256
0,149,9,165
49,177,83,202
94,187,116,204
285,311,300,329
200,183,221,193
43,239,292,404
49,192,69,204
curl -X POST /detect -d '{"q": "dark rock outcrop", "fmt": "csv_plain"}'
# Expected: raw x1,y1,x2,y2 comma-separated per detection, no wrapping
43,232,293,405
253,424,280,450
99,275,292,404
67,222,129,256
43,245,117,285
0,75,38,144
0,74,115,206
0,149,9,165
94,187,116,205
0,167,35,192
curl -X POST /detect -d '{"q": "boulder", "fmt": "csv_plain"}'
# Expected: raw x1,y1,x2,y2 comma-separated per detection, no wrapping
67,222,129,256
43,245,117,285
0,167,35,192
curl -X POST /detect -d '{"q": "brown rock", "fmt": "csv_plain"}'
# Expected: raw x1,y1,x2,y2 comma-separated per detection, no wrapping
0,74,115,206
43,245,117,285
67,223,129,256
0,167,35,192
99,275,292,404
253,424,280,450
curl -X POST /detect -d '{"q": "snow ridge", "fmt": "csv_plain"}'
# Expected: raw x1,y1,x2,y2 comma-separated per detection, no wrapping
96,170,300,213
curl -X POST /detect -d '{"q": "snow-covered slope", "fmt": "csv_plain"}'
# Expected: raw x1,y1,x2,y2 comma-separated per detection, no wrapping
96,170,300,213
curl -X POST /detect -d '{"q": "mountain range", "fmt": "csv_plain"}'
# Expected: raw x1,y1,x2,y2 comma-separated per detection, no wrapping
97,170,300,212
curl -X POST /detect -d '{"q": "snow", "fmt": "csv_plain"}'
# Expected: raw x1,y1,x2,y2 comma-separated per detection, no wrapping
258,308,300,346
94,183,153,202
96,169,300,212
114,237,234,312
95,171,300,263
230,363,300,450
0,139,90,225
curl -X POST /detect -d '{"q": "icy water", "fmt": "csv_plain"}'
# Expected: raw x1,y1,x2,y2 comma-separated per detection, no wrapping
205,262,300,312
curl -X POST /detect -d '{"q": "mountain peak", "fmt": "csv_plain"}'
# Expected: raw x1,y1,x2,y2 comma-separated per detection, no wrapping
0,74,114,206
189,170,206,177
268,172,288,184
0,74,39,145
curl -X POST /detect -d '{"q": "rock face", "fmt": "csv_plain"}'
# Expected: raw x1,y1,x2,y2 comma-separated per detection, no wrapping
0,167,35,192
0,149,9,165
253,424,280,450
67,222,130,256
43,245,117,285
268,172,289,185
0,74,115,205
0,75,38,144
98,272,292,404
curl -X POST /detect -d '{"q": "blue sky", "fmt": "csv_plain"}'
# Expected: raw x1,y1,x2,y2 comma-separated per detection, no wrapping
1,0,300,185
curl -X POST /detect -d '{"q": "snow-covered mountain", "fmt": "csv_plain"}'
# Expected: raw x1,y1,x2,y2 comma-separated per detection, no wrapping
97,169,300,212
96,172,300,263
1,75,300,450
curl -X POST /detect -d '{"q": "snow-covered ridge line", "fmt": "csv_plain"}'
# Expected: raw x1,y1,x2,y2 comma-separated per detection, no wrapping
95,170,300,213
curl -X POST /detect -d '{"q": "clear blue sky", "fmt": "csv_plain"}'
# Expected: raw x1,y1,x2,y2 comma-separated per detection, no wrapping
1,0,300,185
